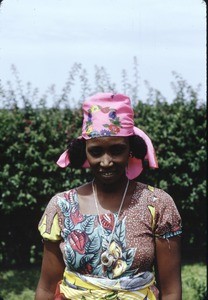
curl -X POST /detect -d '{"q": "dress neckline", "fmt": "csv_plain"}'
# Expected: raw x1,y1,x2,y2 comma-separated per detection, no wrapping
74,181,140,217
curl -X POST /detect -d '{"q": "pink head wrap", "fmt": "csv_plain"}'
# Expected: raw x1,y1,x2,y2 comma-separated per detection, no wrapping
57,93,158,179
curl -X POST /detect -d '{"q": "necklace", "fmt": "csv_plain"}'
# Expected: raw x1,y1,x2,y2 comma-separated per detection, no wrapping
92,179,129,268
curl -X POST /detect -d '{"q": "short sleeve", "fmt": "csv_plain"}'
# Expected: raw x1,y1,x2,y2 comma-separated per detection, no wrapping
38,195,62,242
152,188,182,239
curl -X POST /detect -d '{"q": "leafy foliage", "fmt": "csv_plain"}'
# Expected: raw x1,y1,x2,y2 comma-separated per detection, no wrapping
0,267,39,300
182,263,207,300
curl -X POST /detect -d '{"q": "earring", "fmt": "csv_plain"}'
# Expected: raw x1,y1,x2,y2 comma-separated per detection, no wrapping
129,151,133,158
125,161,129,177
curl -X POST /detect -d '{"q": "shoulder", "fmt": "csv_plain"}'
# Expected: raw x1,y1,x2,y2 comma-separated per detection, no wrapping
134,183,182,237
149,186,178,212
45,188,77,212
134,182,177,209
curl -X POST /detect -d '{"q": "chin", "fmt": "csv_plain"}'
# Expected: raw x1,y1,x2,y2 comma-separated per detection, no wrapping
96,172,126,185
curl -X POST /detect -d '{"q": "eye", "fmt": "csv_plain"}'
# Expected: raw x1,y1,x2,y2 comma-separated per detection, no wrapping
110,145,127,155
87,147,102,157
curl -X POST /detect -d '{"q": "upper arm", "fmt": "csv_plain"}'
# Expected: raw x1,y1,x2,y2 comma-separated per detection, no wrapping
35,241,65,299
155,236,182,300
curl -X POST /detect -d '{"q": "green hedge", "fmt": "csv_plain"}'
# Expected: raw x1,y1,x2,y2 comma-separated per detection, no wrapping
0,76,206,267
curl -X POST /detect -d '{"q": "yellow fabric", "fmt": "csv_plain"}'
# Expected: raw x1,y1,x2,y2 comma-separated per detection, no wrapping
148,205,156,231
147,185,156,232
147,185,154,192
38,213,61,241
59,270,157,300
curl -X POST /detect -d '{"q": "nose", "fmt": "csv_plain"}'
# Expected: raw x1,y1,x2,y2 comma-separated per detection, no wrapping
100,154,113,167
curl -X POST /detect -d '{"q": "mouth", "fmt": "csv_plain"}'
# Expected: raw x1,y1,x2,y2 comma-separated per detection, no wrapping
99,170,116,177
101,172,114,177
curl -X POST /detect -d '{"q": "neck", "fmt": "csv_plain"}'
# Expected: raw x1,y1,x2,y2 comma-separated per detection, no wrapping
92,177,130,211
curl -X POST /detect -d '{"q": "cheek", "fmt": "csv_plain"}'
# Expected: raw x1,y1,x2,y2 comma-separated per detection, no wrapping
114,154,129,167
85,150,92,161
85,153,99,167
120,151,130,163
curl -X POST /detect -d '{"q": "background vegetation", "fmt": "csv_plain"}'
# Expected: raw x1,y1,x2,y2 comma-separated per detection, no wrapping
0,60,206,299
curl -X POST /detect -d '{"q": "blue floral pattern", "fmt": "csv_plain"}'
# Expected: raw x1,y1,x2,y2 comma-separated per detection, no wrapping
57,191,136,279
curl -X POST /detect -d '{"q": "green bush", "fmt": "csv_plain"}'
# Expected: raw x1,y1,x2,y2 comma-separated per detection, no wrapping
0,268,39,300
182,264,207,300
0,106,84,212
0,106,89,266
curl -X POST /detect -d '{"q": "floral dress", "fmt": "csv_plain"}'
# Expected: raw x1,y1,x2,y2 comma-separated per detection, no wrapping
38,182,182,300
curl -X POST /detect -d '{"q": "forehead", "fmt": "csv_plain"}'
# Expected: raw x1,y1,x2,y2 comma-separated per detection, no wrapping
86,136,129,147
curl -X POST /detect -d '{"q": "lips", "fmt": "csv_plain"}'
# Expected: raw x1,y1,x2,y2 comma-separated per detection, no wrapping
101,172,114,177
97,170,119,182
99,169,116,176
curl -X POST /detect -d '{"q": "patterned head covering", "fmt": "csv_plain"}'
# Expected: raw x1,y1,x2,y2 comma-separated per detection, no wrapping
57,93,158,179
82,93,134,138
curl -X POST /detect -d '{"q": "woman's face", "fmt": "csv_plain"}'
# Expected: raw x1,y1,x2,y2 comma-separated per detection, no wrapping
86,136,130,184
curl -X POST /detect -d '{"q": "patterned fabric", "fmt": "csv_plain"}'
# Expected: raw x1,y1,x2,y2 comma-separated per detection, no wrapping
56,93,158,179
81,93,134,139
58,270,157,299
38,182,182,299
84,104,123,138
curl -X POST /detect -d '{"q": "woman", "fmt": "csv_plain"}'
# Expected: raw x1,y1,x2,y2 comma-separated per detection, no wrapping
35,93,182,300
